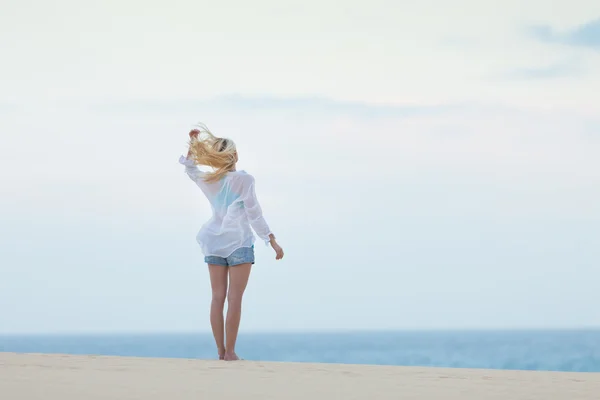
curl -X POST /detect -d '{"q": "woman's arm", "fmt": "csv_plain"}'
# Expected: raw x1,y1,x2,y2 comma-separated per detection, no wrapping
241,175,272,241
178,155,205,183
179,129,205,183
241,175,284,260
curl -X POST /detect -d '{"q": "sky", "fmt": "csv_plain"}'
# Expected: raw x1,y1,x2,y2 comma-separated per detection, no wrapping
1,0,599,334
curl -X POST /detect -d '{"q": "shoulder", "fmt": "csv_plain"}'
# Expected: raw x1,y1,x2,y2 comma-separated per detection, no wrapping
229,171,256,188
230,170,254,180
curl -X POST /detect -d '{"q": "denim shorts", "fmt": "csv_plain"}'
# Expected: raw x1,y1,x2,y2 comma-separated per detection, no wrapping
205,246,255,267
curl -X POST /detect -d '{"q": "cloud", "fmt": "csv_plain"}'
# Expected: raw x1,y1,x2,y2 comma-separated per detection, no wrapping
0,104,17,112
528,18,600,49
584,122,600,140
500,59,584,80
90,95,461,119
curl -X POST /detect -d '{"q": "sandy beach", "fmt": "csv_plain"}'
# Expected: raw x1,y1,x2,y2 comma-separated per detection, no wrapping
1,353,599,399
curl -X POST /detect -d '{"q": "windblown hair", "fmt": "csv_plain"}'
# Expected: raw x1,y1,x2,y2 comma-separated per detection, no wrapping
187,123,237,183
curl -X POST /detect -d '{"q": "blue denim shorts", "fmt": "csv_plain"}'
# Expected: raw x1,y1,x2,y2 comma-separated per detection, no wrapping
205,246,255,267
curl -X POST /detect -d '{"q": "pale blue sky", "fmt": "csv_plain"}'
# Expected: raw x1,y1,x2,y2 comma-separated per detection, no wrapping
1,0,599,334
528,18,600,48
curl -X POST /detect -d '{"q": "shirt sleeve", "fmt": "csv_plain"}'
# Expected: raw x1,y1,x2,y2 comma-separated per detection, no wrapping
178,155,205,183
240,174,273,244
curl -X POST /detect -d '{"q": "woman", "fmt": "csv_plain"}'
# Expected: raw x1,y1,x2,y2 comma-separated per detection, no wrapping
179,123,284,361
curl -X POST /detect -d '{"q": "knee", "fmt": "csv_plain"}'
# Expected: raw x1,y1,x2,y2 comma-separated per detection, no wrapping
212,291,227,305
227,293,243,307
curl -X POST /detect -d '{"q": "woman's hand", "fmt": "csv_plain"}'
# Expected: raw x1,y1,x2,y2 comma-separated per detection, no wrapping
187,130,199,158
269,234,284,260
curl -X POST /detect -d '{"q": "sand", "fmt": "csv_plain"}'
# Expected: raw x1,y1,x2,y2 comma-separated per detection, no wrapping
1,353,599,399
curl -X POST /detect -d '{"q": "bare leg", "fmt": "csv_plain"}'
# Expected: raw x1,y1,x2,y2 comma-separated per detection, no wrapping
224,263,252,361
208,264,228,359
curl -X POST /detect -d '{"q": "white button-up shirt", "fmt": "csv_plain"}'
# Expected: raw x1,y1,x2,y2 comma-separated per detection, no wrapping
179,155,272,257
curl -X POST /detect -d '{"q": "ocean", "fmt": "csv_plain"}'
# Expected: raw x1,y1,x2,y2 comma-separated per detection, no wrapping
1,330,599,372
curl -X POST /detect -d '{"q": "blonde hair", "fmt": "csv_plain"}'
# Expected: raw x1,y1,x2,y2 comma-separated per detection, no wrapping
187,123,237,183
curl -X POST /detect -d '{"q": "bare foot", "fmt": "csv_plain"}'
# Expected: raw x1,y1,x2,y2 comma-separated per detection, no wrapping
224,352,240,361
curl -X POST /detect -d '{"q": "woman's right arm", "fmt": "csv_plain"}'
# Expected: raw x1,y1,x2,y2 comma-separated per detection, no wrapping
241,174,284,260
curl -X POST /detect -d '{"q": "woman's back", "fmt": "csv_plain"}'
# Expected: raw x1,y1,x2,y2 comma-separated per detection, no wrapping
201,171,248,216
179,156,271,257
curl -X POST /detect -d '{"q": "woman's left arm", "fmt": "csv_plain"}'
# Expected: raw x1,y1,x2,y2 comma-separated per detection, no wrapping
179,130,205,183
241,175,273,243
179,154,205,183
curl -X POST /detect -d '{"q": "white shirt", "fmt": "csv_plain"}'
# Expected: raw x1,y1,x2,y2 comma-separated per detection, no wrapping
179,155,272,257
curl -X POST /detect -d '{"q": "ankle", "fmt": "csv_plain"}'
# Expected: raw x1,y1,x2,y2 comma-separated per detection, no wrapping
223,351,240,361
